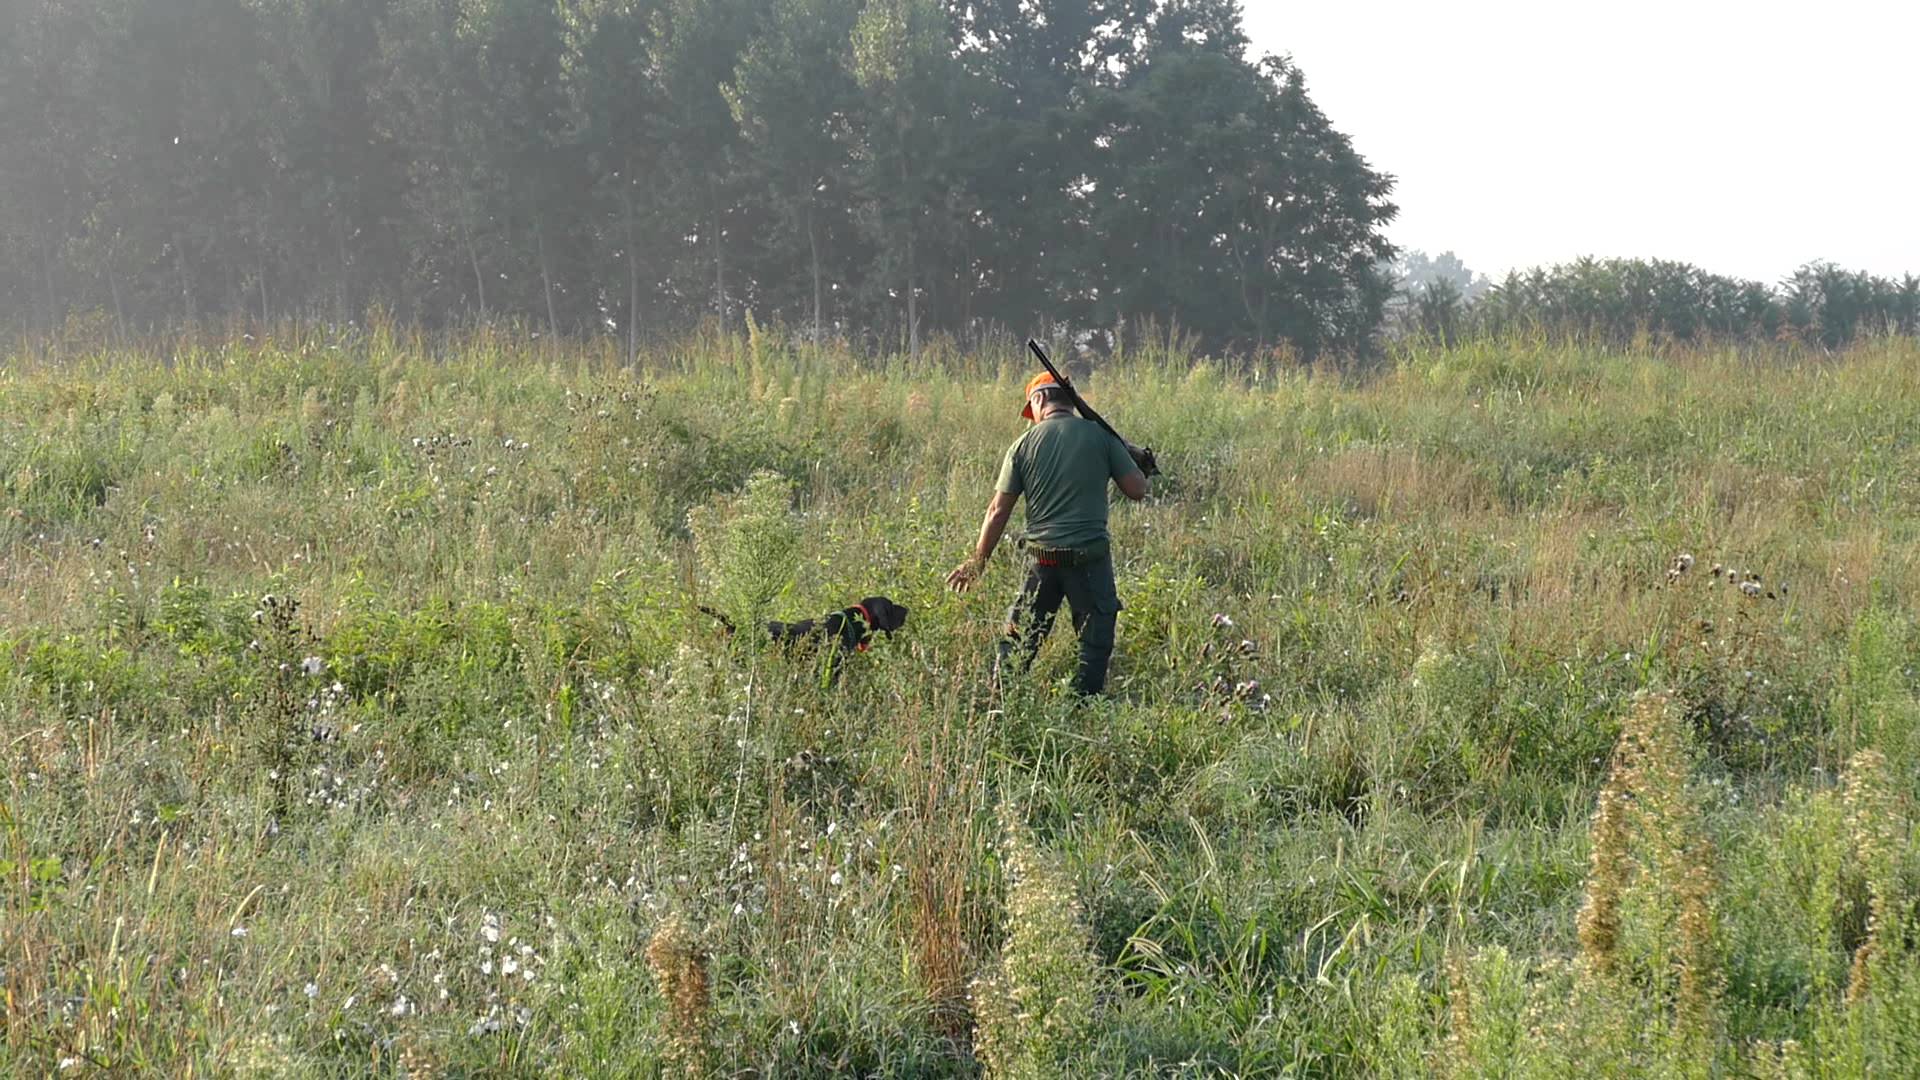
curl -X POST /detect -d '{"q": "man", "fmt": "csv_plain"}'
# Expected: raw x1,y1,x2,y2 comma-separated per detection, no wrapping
946,371,1150,696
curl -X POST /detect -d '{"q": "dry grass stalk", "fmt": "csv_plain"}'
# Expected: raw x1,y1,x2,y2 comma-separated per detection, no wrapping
902,710,981,1041
1441,942,1474,1077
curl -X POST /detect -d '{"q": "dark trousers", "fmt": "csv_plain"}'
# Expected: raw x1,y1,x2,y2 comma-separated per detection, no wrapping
996,551,1120,696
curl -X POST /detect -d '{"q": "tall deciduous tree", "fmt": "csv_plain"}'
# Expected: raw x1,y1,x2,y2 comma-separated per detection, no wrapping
465,0,584,337
849,0,961,357
725,0,863,344
1084,36,1396,355
574,0,669,357
651,0,763,323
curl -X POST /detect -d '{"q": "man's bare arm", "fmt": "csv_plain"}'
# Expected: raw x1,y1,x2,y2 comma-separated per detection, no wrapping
1117,469,1150,502
946,491,1019,592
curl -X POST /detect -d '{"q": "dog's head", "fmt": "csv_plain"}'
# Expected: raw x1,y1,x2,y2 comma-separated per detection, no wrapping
857,596,910,635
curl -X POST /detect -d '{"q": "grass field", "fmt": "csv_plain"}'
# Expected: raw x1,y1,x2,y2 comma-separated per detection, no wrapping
4,324,1920,1076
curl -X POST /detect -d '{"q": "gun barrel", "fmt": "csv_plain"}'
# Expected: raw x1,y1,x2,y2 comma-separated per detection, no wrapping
1025,338,1160,478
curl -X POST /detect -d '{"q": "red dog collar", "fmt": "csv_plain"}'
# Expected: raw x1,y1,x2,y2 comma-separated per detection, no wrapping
853,603,873,651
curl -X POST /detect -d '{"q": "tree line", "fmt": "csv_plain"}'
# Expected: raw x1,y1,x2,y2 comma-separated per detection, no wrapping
0,0,1400,358
1393,256,1920,351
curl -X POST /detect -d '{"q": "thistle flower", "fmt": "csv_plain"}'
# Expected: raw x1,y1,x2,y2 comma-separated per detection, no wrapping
1666,553,1694,584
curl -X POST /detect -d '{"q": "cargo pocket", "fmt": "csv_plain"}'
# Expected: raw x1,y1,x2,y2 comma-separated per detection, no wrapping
1074,555,1121,616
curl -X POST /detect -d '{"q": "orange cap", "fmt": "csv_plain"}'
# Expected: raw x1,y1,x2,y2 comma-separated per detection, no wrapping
1020,371,1057,419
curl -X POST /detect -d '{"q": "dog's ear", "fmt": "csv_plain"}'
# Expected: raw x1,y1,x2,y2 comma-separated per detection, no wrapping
861,596,909,632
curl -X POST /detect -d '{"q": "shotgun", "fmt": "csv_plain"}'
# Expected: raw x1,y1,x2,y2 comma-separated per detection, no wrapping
1026,339,1159,477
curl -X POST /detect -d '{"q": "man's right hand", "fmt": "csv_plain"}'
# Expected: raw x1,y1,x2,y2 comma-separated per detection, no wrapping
946,557,984,593
1126,442,1160,478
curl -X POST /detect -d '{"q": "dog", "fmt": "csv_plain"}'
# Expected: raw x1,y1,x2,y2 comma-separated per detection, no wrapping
700,596,910,654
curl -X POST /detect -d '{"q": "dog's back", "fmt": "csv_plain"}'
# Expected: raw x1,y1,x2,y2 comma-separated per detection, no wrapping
706,596,909,654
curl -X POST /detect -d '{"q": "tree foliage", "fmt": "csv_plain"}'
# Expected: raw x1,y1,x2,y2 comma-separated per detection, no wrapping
1465,258,1919,348
0,0,1398,357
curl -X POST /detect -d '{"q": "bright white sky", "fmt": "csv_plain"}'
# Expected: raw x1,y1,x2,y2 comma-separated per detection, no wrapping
1242,1,1919,285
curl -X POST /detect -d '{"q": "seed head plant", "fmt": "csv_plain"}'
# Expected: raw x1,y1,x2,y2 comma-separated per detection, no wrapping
645,912,712,1076
250,592,318,827
1576,784,1630,977
1566,693,1724,1068
972,804,1102,1079
1843,749,1902,1005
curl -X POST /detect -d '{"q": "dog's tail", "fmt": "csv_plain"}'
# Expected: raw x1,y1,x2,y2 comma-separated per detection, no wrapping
696,604,737,635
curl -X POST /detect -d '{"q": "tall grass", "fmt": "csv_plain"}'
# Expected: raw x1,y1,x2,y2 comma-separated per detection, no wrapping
3,328,1919,1074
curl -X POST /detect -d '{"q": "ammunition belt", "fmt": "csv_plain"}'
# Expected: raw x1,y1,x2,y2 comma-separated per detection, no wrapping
1025,541,1107,568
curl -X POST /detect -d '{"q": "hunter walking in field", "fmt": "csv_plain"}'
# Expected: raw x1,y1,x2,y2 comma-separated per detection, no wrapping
947,370,1151,696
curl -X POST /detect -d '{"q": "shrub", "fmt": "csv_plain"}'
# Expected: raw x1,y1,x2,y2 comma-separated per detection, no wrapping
688,470,804,632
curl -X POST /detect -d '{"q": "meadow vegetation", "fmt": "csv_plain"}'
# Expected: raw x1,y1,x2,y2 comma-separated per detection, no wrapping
4,322,1920,1075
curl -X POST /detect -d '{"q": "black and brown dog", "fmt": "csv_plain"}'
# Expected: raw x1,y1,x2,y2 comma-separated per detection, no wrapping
700,596,910,653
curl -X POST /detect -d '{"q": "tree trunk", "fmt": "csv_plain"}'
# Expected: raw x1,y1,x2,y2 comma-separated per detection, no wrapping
465,213,486,323
536,217,558,341
258,261,270,327
708,180,726,323
39,226,59,337
906,230,919,361
623,176,639,364
108,257,127,343
332,213,351,324
441,139,484,323
172,230,197,327
224,249,241,322
807,203,822,346
897,130,917,360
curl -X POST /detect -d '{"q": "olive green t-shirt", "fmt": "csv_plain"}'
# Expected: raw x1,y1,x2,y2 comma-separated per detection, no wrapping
995,415,1142,550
